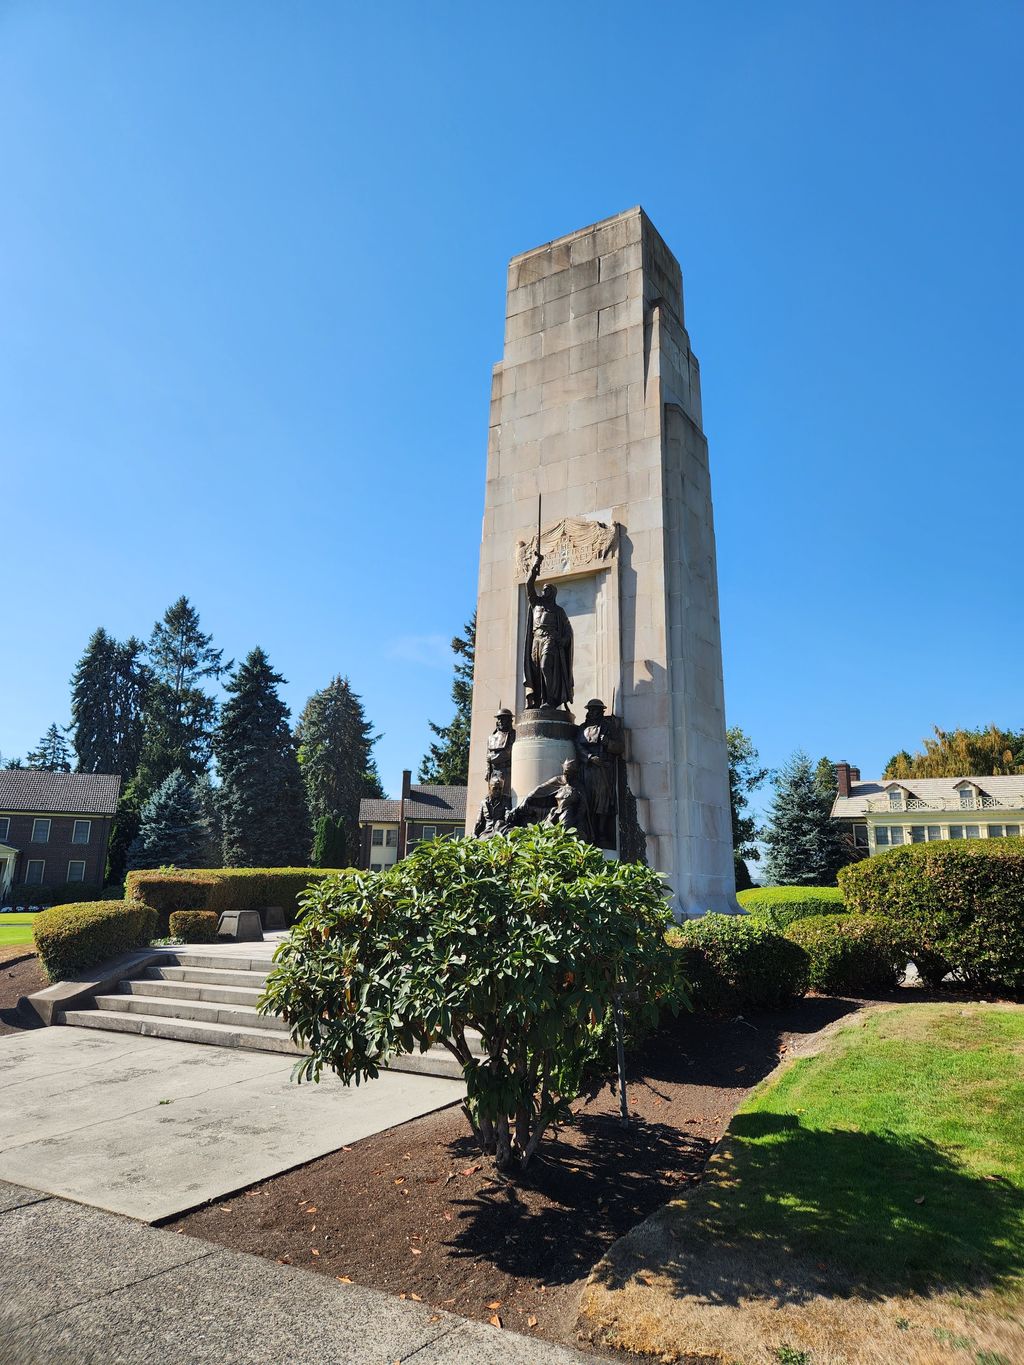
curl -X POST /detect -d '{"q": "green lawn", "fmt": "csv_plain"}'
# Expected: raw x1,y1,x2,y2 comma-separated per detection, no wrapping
0,913,38,948
706,1004,1024,1296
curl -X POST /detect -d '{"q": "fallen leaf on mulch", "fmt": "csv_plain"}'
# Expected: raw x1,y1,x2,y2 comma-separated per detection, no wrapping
306,1205,317,1213
486,1300,501,1310
410,1247,422,1255
460,1165,482,1176
337,1276,352,1284
311,1249,320,1257
394,1177,405,1184
489,1314,502,1328
527,1315,538,1328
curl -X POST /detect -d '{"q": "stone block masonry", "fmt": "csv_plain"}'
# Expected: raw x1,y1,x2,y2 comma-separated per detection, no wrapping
466,207,736,915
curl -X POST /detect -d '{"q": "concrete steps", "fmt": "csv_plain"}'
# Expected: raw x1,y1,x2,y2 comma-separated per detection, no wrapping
59,948,479,1080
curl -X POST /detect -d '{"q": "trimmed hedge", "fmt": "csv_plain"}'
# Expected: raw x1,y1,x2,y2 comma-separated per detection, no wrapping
667,913,809,1013
168,910,219,944
839,840,1024,992
33,900,157,983
785,913,906,995
124,867,355,935
738,885,845,932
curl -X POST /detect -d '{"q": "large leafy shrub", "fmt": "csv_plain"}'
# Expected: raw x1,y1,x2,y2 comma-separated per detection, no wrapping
261,824,687,1173
839,840,1024,992
786,913,906,994
125,867,353,935
168,909,219,943
738,885,845,932
667,913,808,1013
33,900,157,982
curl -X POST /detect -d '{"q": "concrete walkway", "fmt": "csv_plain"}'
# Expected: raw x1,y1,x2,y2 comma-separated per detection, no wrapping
0,1182,596,1364
0,1028,463,1221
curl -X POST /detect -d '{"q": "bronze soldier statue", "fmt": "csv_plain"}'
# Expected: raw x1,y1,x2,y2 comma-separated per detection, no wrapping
523,549,574,710
474,775,512,838
576,699,625,849
513,757,592,842
484,708,515,783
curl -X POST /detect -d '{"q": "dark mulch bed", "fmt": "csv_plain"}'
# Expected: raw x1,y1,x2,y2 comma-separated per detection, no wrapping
172,996,861,1348
0,951,47,1036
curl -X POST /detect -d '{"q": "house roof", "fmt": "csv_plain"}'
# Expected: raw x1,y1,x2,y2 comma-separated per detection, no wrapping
359,784,467,825
832,775,1024,818
0,769,122,816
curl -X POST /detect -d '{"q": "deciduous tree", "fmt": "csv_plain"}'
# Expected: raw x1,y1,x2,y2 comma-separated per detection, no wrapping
884,725,1024,778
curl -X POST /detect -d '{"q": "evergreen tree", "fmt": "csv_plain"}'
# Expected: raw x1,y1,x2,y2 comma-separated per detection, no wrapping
3,757,24,769
69,628,151,776
295,676,384,854
192,772,224,868
418,613,475,785
311,812,348,868
26,723,72,771
127,768,205,869
763,751,844,886
215,648,310,867
137,597,228,793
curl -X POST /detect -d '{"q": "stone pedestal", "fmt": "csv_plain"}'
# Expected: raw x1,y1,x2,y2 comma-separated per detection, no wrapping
510,707,576,804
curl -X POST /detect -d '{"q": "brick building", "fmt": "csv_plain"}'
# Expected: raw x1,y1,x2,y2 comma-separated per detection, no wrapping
0,770,121,899
357,770,467,871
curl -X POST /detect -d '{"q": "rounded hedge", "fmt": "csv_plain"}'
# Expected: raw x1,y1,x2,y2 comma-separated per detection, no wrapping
785,913,906,995
168,910,219,944
125,867,355,935
839,840,1024,993
667,913,808,1013
33,900,157,983
737,886,845,932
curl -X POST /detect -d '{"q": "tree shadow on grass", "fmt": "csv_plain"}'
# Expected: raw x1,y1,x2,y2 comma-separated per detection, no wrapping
444,1114,713,1286
595,1116,1024,1306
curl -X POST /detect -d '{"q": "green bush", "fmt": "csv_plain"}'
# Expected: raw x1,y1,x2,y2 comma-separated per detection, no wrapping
667,913,808,1012
124,867,354,935
168,909,219,943
738,885,845,931
262,824,688,1174
33,900,157,982
839,840,1024,992
785,913,906,994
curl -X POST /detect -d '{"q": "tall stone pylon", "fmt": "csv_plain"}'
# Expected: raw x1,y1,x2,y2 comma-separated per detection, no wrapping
467,208,736,915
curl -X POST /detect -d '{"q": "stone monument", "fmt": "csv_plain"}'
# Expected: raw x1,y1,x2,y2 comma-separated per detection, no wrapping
465,207,736,916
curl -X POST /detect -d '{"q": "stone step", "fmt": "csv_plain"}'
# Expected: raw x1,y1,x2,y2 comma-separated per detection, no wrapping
166,951,276,973
62,1008,304,1055
148,965,270,989
94,993,289,1034
121,977,265,1007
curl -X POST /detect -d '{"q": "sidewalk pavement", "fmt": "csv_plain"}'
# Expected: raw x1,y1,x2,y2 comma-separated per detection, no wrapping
0,1182,598,1365
0,1028,463,1221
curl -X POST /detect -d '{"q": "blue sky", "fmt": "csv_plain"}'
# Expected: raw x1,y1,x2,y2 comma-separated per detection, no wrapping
1,2,1022,805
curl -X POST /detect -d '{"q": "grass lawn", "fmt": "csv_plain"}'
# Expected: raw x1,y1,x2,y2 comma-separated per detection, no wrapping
581,1003,1024,1365
0,913,38,949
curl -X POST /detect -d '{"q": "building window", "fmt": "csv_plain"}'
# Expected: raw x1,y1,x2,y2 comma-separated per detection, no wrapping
371,829,384,847
25,860,45,885
370,862,383,872
959,790,974,809
853,825,869,849
987,824,1020,838
875,826,904,847
31,818,51,843
887,790,903,810
421,825,437,841
67,860,86,883
927,825,942,841
949,825,981,840
385,829,398,847
0,817,9,841
72,820,91,844
909,826,926,843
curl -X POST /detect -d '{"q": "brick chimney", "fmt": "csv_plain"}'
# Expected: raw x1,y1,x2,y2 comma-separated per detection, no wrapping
398,769,412,857
850,766,861,783
835,761,852,798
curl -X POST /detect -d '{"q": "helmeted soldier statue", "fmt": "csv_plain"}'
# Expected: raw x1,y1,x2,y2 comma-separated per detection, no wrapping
576,699,625,849
523,549,574,710
474,775,512,838
485,708,515,783
513,757,592,842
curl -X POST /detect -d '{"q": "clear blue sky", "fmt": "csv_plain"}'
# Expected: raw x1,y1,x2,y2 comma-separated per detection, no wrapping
2,2,1021,802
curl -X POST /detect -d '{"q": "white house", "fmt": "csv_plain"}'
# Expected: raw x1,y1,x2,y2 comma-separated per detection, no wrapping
830,762,1024,856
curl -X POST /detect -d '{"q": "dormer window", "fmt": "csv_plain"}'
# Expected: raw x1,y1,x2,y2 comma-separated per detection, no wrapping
959,789,975,810
888,790,903,810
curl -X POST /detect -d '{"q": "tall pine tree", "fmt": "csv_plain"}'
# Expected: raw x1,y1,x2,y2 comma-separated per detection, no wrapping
418,612,475,784
214,648,310,867
295,676,383,861
69,628,151,776
763,751,846,886
26,724,72,771
137,597,228,793
127,769,205,870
